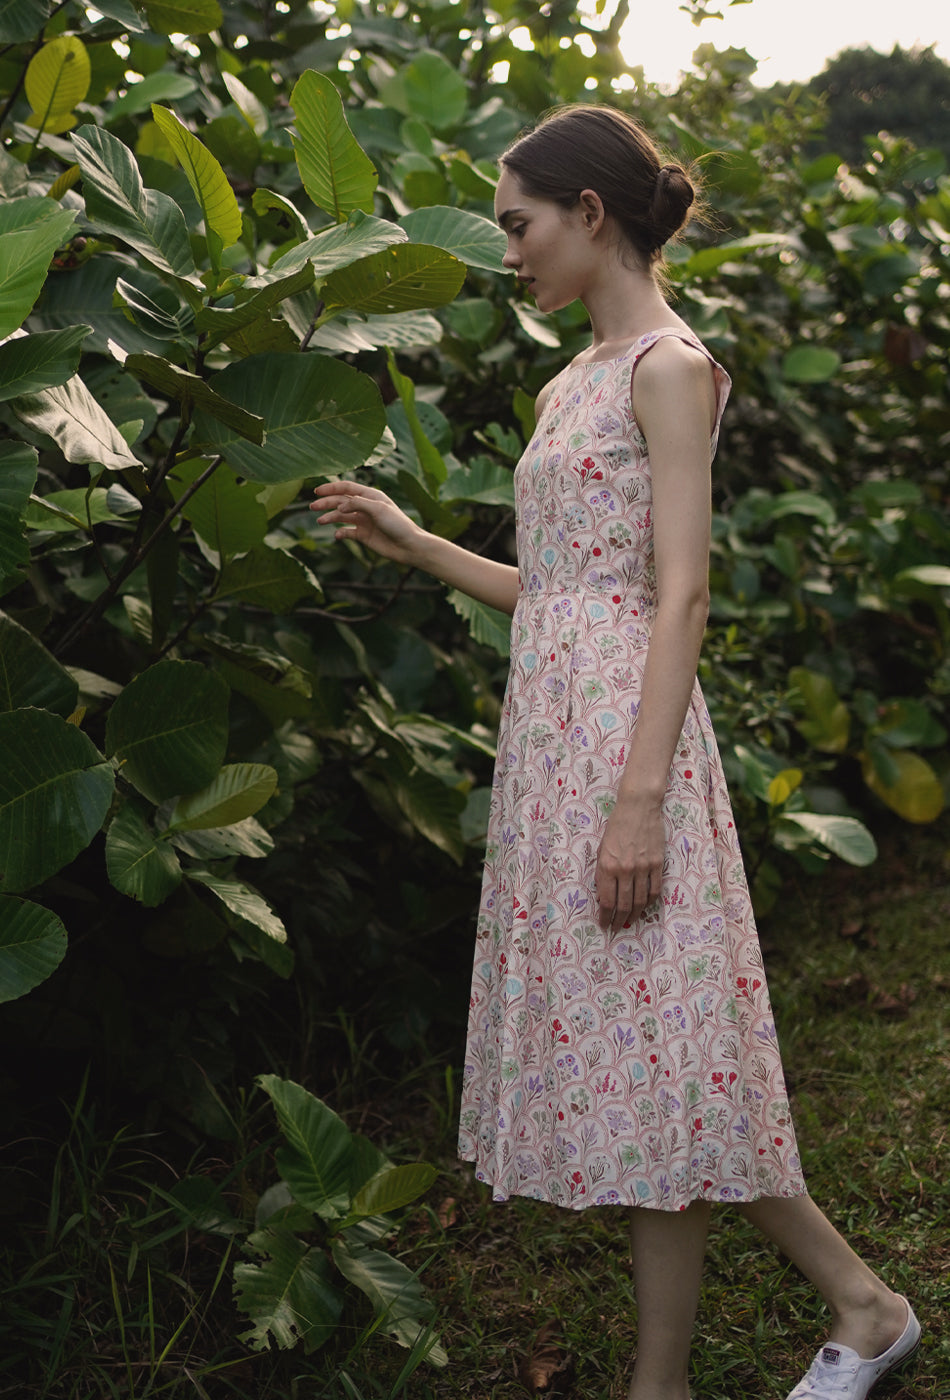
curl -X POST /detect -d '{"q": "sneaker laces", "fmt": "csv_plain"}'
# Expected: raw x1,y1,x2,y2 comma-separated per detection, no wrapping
796,1347,860,1399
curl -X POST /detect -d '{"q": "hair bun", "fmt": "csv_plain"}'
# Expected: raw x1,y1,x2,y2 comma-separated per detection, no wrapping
649,163,695,248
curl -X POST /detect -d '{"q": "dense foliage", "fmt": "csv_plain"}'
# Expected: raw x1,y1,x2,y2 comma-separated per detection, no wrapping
0,0,948,1392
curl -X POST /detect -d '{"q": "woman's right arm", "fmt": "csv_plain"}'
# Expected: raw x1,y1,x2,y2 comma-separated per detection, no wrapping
310,479,520,616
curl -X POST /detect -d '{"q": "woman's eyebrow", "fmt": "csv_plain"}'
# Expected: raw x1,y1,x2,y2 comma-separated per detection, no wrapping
497,207,527,230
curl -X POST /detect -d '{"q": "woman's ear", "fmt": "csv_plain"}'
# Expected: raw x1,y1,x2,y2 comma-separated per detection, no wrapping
578,188,606,234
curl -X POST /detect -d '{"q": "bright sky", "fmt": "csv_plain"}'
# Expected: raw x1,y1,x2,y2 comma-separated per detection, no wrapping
616,0,949,88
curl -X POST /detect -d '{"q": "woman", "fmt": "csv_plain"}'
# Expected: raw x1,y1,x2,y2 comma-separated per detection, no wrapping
311,105,919,1400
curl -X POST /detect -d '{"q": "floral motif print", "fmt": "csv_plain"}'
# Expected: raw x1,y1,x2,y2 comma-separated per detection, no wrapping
458,330,807,1213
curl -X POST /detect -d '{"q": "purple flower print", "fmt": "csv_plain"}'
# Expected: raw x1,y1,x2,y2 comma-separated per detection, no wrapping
614,1024,638,1054
565,888,589,918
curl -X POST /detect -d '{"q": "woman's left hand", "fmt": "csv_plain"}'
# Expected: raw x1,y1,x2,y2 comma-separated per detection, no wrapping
594,791,665,933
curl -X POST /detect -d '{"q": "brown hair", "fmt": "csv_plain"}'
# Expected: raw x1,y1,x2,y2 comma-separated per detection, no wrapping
499,105,697,268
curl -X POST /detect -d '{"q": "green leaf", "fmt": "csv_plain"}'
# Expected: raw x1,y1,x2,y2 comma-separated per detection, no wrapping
446,589,511,657
235,1228,342,1353
893,565,950,591
188,870,289,969
0,197,78,339
258,1075,355,1221
150,104,242,255
116,269,194,341
680,233,790,277
322,243,465,316
442,457,514,507
0,896,68,1003
71,125,196,279
88,0,148,29
24,486,135,534
0,442,37,594
25,36,91,130
216,547,321,613
144,0,222,35
105,659,229,803
782,346,841,383
0,327,92,402
399,206,506,272
106,71,197,124
776,813,878,866
0,709,114,894
380,51,466,132
165,763,278,832
0,613,78,717
331,1238,446,1364
193,354,386,484
351,1163,438,1219
861,749,945,824
0,0,50,44
168,816,274,861
252,211,406,285
12,377,140,471
166,458,268,556
788,666,850,753
290,70,377,222
124,354,265,443
386,349,445,488
194,263,316,350
105,801,182,906
30,255,172,357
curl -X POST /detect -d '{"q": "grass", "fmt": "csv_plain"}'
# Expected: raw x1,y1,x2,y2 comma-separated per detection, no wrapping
2,822,947,1398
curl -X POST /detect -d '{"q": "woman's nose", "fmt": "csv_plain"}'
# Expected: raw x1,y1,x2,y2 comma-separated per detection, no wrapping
503,244,520,268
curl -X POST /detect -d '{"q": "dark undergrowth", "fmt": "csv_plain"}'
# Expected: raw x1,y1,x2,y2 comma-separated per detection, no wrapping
2,821,948,1399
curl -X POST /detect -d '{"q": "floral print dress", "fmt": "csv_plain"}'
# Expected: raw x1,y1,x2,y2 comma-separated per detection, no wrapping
458,329,808,1212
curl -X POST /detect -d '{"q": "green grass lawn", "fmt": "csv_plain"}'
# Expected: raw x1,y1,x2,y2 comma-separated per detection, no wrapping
390,824,950,1399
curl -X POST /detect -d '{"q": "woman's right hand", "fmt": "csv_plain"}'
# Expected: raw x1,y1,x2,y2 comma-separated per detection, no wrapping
310,479,426,567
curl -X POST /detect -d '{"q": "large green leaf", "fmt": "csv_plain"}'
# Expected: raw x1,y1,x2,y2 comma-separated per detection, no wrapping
0,709,114,894
235,1228,342,1352
105,800,182,907
252,211,406,285
105,659,229,802
116,268,194,341
125,354,265,443
442,457,515,507
144,0,221,35
187,870,290,974
0,0,50,44
193,354,386,484
258,1075,355,1221
380,51,466,132
331,1238,446,1364
776,813,878,867
30,255,171,356
150,104,242,254
399,206,506,273
0,613,78,717
290,70,377,222
782,345,841,383
166,458,268,556
25,36,91,132
164,763,278,832
71,126,196,279
446,589,511,657
0,896,68,1003
679,233,790,277
788,666,850,753
0,197,77,339
322,243,465,316
0,327,92,402
194,265,315,352
0,442,37,594
168,816,274,861
12,377,140,471
351,1164,439,1220
106,71,197,124
862,749,945,824
215,548,322,613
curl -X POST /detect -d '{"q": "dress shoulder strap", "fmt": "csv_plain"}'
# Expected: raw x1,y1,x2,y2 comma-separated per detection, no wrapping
629,327,731,439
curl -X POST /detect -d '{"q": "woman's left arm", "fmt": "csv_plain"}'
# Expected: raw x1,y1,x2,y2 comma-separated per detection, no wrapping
594,340,718,933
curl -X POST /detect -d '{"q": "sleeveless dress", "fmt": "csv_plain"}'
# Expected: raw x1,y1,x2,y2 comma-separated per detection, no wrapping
458,328,808,1212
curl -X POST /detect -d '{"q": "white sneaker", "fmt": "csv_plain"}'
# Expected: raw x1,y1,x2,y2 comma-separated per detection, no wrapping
786,1297,921,1400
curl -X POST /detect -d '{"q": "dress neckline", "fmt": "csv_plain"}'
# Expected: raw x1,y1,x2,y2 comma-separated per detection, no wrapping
567,326,699,371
